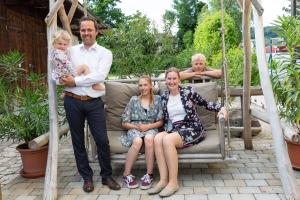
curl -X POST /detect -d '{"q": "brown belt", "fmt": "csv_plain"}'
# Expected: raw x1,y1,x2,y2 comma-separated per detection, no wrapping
64,91,94,101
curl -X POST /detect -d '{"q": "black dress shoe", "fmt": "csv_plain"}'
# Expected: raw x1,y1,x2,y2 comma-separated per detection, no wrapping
83,180,94,193
102,177,121,190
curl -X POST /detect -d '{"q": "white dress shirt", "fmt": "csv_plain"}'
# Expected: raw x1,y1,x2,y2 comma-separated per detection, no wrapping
65,42,112,98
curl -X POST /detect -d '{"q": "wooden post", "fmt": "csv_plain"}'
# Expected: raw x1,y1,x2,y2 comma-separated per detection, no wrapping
44,0,65,25
58,4,72,35
68,0,78,23
242,0,253,150
252,1,300,199
43,0,59,199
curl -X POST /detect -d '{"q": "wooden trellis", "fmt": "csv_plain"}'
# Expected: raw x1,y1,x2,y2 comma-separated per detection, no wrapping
42,0,300,199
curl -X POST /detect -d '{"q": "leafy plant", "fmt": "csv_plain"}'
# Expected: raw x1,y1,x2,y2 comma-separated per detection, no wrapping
211,47,260,86
270,16,300,131
194,11,241,64
0,50,25,85
0,73,49,143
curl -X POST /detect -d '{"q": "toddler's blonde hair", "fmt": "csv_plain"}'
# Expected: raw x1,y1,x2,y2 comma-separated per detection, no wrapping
52,30,72,46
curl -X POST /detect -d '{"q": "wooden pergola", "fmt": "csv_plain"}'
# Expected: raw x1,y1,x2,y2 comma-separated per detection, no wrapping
38,0,300,199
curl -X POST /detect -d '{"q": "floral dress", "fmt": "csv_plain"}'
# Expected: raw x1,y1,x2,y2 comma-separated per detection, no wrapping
161,86,221,148
51,49,76,81
120,95,163,147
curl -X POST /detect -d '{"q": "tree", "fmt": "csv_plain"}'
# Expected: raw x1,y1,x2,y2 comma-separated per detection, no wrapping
165,0,207,49
88,0,125,28
208,0,242,31
98,12,177,77
194,11,241,64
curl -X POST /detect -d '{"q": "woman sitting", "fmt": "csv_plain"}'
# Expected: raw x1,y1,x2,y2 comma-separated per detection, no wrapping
120,76,163,189
148,67,227,197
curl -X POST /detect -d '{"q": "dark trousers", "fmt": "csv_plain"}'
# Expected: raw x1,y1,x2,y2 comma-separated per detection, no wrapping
64,96,112,181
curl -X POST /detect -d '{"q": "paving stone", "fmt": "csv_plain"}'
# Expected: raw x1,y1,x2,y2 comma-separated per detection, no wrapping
254,194,281,200
15,196,37,200
266,179,282,186
233,173,253,180
231,194,255,200
224,180,246,187
140,194,162,200
58,194,77,200
216,186,238,194
117,194,140,200
260,186,284,194
245,180,268,187
252,173,273,179
212,174,233,180
238,187,261,194
74,195,99,200
208,194,231,200
185,194,208,200
96,195,119,200
183,180,204,187
203,180,224,187
176,187,194,194
194,187,216,194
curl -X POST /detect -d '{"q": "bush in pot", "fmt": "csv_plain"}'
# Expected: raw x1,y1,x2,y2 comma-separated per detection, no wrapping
0,51,51,178
270,16,300,170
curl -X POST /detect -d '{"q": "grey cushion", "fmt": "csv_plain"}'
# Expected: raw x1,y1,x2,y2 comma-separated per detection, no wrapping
105,82,139,131
108,129,220,154
105,82,159,131
158,81,218,128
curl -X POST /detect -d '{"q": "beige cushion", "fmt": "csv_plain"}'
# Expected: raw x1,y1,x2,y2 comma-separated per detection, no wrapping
108,129,220,154
105,82,139,131
107,131,129,153
178,129,220,154
158,82,218,128
105,82,159,131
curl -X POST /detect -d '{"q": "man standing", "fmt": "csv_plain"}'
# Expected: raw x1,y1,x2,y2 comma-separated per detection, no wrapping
61,16,121,192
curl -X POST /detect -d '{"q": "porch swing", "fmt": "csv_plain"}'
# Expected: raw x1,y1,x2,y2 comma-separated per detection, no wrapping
104,0,234,164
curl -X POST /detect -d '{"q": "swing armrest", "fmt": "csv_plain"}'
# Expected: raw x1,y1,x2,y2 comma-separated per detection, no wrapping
218,114,226,158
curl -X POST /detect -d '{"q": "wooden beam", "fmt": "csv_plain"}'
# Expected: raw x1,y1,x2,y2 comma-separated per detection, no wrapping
250,0,264,16
28,124,69,150
68,0,78,23
250,105,300,143
44,0,65,26
237,0,243,9
242,0,253,150
217,86,263,97
43,0,59,199
252,1,300,199
58,4,72,35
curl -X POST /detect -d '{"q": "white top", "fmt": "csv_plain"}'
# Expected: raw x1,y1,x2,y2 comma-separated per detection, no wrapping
167,93,186,123
65,42,112,98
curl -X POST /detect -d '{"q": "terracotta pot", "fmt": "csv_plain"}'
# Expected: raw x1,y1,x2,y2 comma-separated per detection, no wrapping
285,139,300,171
16,143,48,178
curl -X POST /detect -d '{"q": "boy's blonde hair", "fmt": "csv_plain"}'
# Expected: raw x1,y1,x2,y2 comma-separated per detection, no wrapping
52,30,72,46
191,53,207,65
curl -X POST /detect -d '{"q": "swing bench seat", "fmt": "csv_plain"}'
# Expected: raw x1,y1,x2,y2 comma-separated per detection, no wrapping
104,81,235,164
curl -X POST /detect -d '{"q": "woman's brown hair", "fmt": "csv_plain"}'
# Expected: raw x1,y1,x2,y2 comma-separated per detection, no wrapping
165,67,180,79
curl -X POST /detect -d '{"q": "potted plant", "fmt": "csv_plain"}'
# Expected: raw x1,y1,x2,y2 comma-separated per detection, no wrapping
271,16,300,170
0,51,50,178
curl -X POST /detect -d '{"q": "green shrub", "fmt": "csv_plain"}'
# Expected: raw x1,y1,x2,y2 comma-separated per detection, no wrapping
211,47,260,86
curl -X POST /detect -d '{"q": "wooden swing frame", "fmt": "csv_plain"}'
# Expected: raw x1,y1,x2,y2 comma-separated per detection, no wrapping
41,0,300,199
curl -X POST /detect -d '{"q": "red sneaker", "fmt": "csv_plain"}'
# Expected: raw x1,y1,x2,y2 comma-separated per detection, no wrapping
140,174,154,190
123,174,139,189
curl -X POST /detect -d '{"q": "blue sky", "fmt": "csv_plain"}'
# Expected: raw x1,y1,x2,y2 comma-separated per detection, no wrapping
116,0,290,28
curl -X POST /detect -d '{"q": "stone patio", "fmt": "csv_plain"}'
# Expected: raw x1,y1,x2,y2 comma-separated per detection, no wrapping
1,122,300,200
